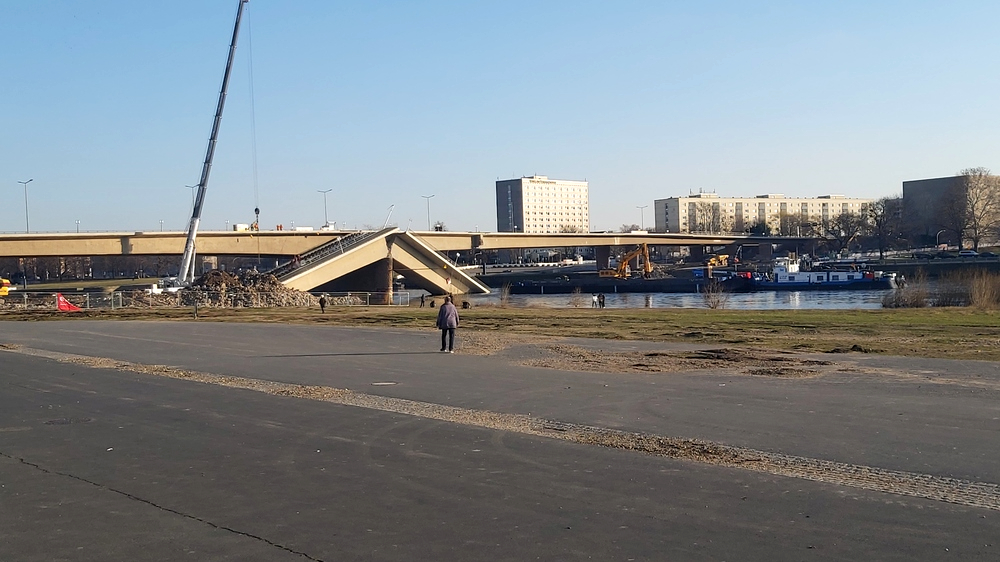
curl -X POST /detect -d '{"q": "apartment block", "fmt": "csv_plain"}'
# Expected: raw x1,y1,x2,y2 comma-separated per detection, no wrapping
653,193,872,234
495,176,590,233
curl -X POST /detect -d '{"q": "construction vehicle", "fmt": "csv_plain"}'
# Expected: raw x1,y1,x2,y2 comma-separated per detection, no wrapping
177,0,250,285
599,244,653,279
704,254,729,267
0,278,10,297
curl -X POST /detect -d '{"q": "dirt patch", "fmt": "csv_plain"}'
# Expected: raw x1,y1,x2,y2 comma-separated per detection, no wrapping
827,344,880,354
747,367,817,378
518,344,835,376
455,331,547,356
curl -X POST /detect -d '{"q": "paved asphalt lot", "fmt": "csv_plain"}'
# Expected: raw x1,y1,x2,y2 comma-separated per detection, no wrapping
1,320,999,561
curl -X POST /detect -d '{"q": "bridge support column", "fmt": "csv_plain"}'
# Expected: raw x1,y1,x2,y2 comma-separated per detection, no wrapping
595,246,610,270
374,257,393,305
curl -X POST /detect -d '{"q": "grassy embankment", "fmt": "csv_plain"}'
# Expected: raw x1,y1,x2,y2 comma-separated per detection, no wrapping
2,305,998,362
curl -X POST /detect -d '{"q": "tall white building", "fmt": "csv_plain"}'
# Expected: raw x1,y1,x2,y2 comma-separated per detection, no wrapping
495,176,590,233
653,193,873,234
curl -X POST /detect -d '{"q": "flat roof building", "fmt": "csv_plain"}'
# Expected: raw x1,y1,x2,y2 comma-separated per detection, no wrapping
496,176,589,233
653,193,873,234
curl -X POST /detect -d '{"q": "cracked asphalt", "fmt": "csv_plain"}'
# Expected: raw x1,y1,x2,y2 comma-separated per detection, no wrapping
2,320,1000,561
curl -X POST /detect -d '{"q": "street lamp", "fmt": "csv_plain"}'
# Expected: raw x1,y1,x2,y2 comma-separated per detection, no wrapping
318,189,332,227
160,220,164,232
17,179,33,233
421,194,435,230
637,205,648,231
936,229,947,247
76,220,80,233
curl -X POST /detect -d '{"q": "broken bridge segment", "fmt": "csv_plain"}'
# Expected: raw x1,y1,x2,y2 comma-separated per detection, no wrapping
391,231,490,296
273,228,490,296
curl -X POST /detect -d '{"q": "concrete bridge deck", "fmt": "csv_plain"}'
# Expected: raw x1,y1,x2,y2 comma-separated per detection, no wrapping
0,230,801,295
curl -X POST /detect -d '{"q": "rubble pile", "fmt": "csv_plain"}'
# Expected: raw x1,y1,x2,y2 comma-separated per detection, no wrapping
179,270,319,308
123,291,179,308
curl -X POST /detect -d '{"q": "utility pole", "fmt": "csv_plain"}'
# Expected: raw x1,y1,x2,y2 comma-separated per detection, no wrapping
421,194,435,230
318,189,332,226
637,205,648,231
17,179,33,233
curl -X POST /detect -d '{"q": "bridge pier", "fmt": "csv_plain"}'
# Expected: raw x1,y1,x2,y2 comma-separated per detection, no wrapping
595,246,611,270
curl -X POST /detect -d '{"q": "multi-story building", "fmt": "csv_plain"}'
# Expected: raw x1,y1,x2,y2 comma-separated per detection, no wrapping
653,193,873,234
901,176,963,244
495,176,590,233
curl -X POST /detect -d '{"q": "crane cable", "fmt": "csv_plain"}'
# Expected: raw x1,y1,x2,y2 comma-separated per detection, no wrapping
245,3,262,263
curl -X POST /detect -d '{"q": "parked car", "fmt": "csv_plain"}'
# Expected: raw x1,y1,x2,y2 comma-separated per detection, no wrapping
912,252,934,259
978,251,998,258
958,250,979,257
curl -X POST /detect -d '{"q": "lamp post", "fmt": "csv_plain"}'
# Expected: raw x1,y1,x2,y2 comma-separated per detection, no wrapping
637,205,648,231
936,229,947,248
17,179,33,233
185,184,197,210
159,220,164,232
76,220,80,233
421,194,435,230
318,189,332,227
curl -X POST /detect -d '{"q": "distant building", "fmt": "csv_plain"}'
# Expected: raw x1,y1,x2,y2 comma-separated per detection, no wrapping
901,175,963,244
495,176,589,233
653,193,873,234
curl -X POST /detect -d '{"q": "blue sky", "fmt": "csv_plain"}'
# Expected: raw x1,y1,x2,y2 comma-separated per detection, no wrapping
3,1,998,233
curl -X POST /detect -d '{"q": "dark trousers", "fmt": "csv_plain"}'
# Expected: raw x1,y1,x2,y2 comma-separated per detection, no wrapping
440,328,455,351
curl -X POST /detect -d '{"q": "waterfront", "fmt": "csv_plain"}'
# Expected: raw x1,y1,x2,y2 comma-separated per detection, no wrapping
465,289,892,310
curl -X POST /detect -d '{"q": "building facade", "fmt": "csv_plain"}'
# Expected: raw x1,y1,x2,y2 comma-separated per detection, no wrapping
901,176,963,244
495,176,590,233
653,193,873,234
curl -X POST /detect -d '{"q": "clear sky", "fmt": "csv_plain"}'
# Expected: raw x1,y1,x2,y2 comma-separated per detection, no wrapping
3,1,998,234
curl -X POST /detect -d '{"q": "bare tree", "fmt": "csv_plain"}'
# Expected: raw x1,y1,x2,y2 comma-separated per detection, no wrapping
866,196,904,259
822,211,866,253
959,167,1000,251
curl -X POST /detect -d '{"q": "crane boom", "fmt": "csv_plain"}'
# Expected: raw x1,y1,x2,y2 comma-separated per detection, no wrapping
178,0,250,284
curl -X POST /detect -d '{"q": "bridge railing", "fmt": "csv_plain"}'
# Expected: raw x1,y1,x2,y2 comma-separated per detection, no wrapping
270,227,397,280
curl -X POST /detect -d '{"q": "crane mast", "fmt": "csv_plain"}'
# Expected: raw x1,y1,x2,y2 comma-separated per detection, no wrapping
178,0,250,284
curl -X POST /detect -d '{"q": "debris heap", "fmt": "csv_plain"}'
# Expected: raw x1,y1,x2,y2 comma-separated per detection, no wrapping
180,270,319,308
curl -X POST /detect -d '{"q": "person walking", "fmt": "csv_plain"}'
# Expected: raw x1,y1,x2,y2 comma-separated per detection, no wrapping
592,294,599,308
598,293,606,308
436,295,460,353
318,295,327,313
419,294,425,308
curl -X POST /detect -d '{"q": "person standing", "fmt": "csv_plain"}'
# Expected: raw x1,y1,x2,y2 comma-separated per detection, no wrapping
592,294,599,308
598,293,606,308
419,294,425,308
436,295,460,353
318,295,327,313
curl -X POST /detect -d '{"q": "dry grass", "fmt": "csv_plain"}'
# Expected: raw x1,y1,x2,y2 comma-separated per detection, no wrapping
3,305,1000,361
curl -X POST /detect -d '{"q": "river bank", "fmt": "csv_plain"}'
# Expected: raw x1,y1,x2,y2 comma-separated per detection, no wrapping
2,306,998,362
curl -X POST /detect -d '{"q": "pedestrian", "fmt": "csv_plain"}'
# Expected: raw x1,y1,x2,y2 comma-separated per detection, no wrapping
592,294,599,308
419,294,425,308
436,295,460,353
318,295,327,313
598,293,606,308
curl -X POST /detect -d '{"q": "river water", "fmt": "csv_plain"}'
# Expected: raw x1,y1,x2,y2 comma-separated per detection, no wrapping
464,289,892,310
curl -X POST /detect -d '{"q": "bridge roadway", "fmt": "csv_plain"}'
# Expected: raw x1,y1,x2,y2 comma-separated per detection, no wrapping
0,229,803,295
0,229,791,257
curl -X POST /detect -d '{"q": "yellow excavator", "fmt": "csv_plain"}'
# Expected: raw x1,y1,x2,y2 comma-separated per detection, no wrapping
0,278,11,297
704,254,729,267
599,244,653,279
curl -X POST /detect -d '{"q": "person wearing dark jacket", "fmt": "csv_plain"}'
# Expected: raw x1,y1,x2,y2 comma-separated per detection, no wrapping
436,295,460,353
